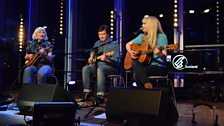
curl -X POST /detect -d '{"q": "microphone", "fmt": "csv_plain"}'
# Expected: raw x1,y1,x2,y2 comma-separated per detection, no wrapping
133,27,143,35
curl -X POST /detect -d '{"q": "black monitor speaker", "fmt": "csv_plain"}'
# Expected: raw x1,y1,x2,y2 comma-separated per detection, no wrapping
105,88,179,126
33,102,76,126
17,83,76,114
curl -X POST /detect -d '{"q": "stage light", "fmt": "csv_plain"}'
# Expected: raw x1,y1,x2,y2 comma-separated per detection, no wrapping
216,1,220,42
174,9,178,13
18,15,24,52
110,10,115,39
159,14,164,18
110,19,114,23
173,0,178,28
174,23,178,27
132,82,137,87
68,81,76,85
59,0,65,35
110,11,114,14
203,9,210,13
189,10,195,14
174,14,178,17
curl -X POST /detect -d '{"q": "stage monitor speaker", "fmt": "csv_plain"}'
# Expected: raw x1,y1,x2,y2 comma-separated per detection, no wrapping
33,102,76,126
105,88,179,126
17,83,76,114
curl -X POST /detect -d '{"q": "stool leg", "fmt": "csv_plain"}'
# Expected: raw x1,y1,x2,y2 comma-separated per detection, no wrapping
110,77,114,87
168,79,177,105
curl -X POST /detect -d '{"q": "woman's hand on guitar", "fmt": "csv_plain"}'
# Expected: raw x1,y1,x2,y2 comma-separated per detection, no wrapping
153,47,161,55
39,48,47,56
129,50,137,59
26,54,34,60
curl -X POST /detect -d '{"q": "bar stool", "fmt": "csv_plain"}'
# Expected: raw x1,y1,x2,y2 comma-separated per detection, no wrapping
148,75,176,105
107,75,126,87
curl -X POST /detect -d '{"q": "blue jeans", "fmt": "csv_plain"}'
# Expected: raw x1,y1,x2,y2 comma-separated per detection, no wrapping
82,61,118,96
23,65,53,84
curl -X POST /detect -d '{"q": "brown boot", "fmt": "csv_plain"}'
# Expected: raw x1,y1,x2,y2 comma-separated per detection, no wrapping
144,82,153,89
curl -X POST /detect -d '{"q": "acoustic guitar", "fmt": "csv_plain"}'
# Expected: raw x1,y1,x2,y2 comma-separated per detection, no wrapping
25,45,54,67
124,43,178,69
88,51,114,65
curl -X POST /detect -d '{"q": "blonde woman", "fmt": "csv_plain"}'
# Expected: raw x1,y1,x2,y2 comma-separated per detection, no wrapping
126,15,168,89
23,27,54,84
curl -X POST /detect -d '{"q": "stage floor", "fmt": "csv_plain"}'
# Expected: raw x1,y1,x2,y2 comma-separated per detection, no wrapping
1,90,224,126
1,100,224,126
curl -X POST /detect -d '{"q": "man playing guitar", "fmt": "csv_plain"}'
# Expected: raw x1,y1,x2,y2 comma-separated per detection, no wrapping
82,24,120,104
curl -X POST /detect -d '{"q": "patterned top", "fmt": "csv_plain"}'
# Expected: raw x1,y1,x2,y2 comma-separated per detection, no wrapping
26,39,53,67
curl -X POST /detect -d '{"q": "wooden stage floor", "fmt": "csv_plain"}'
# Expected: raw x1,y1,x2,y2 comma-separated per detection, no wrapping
1,91,224,126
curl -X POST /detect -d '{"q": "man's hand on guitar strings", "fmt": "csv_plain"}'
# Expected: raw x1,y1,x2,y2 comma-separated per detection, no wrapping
88,57,94,64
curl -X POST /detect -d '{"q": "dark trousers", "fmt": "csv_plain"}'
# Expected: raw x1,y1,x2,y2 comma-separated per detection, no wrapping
132,60,167,88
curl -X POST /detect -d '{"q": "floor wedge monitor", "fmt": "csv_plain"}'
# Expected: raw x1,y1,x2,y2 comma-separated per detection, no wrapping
106,87,179,126
17,83,75,114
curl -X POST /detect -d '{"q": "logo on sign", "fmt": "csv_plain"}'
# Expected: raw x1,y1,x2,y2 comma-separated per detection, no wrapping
172,55,188,70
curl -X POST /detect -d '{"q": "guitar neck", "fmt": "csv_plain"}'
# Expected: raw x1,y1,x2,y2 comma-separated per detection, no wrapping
140,45,174,54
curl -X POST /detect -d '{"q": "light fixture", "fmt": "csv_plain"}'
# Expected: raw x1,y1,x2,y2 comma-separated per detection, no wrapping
159,14,164,18
110,10,115,39
59,0,64,35
203,9,210,13
18,15,24,52
189,10,195,14
173,0,178,28
68,81,76,85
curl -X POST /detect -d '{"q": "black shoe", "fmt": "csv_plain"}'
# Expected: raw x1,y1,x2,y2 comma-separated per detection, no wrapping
94,96,105,105
81,92,92,102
